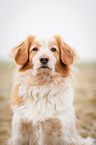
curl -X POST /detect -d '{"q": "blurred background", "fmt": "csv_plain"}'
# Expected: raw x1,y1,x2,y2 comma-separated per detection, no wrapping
0,0,96,144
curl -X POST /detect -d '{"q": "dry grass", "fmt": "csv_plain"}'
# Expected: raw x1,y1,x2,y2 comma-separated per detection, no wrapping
0,61,96,144
74,63,96,140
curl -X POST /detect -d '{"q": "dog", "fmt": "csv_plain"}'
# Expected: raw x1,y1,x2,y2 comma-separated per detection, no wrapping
8,35,94,145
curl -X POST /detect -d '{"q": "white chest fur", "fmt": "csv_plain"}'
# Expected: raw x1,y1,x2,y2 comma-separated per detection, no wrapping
13,74,74,124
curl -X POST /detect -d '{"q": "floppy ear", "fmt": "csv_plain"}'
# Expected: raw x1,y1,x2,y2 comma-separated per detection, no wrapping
60,41,76,65
54,35,79,65
9,35,34,65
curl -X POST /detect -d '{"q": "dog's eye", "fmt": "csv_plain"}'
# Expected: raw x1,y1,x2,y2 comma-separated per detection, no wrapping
32,47,38,51
51,48,57,52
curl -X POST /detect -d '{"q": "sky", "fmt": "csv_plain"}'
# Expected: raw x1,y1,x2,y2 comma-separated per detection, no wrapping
0,0,96,62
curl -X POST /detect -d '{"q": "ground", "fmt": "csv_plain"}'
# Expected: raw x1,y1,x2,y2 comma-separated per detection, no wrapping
0,61,96,145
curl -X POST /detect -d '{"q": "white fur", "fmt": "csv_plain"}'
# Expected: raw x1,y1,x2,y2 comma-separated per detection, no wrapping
14,73,74,123
9,71,95,145
8,36,95,145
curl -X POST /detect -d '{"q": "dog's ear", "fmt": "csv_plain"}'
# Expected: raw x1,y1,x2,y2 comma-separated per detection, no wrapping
54,35,79,65
9,35,35,65
60,41,77,65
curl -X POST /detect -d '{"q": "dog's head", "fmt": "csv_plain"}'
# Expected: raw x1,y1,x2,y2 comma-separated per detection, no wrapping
9,35,78,78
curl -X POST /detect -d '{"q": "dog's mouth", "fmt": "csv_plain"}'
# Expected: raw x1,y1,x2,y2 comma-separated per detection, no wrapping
38,65,51,70
36,64,53,78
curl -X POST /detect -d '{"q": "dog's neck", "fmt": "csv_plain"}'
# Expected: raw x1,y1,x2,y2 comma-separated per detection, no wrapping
33,70,65,86
15,68,71,87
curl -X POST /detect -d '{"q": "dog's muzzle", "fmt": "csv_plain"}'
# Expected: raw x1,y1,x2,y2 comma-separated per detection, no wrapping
39,56,50,69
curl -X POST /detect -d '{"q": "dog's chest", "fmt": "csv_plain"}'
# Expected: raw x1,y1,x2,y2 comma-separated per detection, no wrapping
15,78,73,123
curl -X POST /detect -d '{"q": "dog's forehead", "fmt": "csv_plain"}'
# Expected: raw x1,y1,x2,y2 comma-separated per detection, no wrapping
34,36,57,46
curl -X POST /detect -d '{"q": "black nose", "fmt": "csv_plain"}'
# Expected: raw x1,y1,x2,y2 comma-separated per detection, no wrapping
40,56,49,64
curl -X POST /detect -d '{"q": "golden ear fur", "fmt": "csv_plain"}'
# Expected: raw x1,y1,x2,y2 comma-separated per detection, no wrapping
54,35,79,65
8,35,35,65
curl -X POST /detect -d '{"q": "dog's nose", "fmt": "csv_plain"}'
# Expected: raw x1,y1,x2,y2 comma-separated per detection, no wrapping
40,56,49,64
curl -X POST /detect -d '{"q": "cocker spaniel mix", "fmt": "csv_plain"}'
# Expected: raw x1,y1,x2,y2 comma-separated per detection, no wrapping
8,35,94,145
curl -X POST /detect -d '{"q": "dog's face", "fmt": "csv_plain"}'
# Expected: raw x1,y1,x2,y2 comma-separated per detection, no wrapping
9,35,77,78
29,36,58,75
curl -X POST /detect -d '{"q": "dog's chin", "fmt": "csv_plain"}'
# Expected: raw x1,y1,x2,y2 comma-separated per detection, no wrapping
37,66,52,76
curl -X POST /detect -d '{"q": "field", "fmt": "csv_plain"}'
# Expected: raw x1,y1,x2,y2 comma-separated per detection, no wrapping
0,61,96,144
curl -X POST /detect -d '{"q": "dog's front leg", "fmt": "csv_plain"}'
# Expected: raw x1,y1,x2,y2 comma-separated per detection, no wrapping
8,112,39,145
42,118,65,145
8,113,28,145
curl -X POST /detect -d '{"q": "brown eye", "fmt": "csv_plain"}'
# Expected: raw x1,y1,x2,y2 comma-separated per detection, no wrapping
51,48,57,52
32,47,38,51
